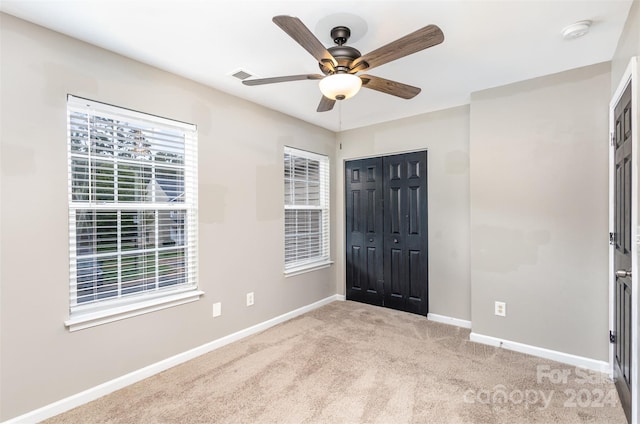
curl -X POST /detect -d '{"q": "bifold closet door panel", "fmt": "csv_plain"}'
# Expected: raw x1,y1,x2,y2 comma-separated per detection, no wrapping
383,151,428,315
345,157,384,306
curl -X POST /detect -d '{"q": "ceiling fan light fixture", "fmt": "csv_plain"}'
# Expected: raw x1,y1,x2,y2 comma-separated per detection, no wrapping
319,73,362,100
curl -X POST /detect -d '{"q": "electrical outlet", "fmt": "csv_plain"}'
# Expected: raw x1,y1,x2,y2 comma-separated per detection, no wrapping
495,301,506,317
212,302,221,318
246,292,254,306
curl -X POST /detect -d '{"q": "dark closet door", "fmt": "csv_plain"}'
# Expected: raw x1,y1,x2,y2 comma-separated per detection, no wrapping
613,81,632,423
345,157,384,306
345,151,428,316
383,151,428,315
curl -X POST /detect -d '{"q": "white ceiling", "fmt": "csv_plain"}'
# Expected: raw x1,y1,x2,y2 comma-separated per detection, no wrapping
1,0,633,131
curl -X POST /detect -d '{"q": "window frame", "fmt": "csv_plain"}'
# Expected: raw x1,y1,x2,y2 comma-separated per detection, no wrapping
65,95,201,331
283,146,331,276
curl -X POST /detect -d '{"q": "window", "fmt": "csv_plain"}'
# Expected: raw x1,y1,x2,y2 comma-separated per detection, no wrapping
284,147,330,274
66,95,200,331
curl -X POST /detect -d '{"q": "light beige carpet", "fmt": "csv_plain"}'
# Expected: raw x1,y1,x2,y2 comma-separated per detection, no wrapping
45,301,627,423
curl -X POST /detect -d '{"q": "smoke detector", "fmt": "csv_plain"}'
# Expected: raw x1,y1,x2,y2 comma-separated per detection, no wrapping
561,20,592,40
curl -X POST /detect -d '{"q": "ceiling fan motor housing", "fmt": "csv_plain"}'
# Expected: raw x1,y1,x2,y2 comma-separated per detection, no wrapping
319,26,361,75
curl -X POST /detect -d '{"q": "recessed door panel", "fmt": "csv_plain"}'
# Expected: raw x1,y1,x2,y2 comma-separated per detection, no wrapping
409,250,422,299
409,186,420,235
390,248,402,296
616,165,622,250
351,168,360,183
389,162,401,180
350,246,362,290
351,191,360,232
624,284,631,384
390,188,401,234
367,166,377,182
366,247,377,292
366,190,376,234
408,160,420,178
624,158,631,253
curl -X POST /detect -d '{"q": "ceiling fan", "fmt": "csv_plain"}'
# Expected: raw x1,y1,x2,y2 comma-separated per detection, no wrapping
242,16,444,112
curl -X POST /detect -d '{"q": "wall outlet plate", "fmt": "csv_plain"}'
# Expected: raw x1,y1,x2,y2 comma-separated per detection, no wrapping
246,292,254,306
495,301,506,317
212,302,221,317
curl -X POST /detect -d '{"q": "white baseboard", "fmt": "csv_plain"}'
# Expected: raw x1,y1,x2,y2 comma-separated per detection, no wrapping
335,294,346,301
469,332,610,374
427,313,472,329
3,294,342,424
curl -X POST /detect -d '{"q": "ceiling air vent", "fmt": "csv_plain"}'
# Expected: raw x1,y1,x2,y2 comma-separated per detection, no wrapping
230,69,253,80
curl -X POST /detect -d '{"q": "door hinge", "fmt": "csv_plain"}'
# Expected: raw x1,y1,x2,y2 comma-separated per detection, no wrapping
610,331,616,344
610,232,616,245
611,132,615,146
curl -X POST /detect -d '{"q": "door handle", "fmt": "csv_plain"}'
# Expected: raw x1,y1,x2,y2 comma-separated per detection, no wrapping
616,269,632,278
369,238,374,242
394,238,399,243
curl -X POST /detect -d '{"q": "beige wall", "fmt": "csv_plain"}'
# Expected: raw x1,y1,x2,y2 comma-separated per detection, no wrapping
611,0,639,92
469,63,612,360
0,14,336,420
335,106,471,321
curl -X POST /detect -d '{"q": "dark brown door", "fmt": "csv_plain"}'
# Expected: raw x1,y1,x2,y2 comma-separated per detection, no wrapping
345,157,384,306
613,81,632,423
345,151,428,316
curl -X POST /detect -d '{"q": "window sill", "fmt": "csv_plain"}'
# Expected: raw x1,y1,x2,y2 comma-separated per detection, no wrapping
65,290,205,332
284,261,333,277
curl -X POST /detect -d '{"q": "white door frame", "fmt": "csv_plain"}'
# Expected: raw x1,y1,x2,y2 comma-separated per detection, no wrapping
609,56,638,424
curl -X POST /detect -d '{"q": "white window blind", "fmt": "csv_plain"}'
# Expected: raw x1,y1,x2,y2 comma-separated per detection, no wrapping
284,146,330,272
67,95,198,318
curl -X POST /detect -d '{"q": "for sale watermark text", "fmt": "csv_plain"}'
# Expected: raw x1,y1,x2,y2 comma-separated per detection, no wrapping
462,365,618,409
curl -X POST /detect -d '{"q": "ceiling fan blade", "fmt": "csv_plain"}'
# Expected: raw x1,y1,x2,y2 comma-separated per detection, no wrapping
360,75,421,99
273,15,337,71
242,74,324,86
351,25,444,72
317,96,336,112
